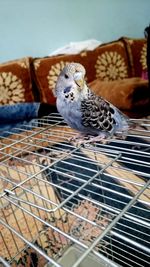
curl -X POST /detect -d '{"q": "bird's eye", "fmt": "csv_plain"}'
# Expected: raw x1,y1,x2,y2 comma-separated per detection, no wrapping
64,74,69,79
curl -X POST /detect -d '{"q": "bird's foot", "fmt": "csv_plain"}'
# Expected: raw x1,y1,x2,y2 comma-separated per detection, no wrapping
71,133,109,147
70,133,112,147
69,133,87,142
82,133,107,145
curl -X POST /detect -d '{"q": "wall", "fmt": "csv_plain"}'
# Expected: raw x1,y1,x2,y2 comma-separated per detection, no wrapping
0,0,149,63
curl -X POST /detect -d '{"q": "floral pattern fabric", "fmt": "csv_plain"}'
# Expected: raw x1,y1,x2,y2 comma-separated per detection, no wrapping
95,51,128,81
0,57,34,105
0,72,25,105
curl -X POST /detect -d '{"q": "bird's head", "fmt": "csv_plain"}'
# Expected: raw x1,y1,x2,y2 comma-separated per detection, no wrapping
55,63,86,99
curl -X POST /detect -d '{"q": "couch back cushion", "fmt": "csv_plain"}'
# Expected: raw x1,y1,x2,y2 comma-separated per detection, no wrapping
90,77,149,111
0,57,35,105
123,37,147,79
33,39,131,104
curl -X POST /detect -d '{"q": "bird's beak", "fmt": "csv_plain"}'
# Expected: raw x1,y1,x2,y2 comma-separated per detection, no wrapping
74,72,84,88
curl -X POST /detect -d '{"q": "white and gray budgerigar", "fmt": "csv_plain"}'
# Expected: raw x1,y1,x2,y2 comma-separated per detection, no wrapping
55,62,131,142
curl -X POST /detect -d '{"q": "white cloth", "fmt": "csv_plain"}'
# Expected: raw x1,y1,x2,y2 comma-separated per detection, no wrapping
49,39,102,56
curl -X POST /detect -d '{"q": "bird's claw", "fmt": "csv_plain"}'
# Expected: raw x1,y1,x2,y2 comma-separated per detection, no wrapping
70,133,109,147
69,133,86,142
81,135,107,145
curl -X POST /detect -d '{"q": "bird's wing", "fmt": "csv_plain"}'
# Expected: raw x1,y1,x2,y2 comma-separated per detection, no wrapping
81,92,117,132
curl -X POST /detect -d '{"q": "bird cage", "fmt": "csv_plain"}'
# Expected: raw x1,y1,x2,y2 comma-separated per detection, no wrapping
0,114,150,267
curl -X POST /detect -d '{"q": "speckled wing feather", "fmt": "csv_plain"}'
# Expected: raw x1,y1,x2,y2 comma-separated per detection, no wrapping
81,91,116,132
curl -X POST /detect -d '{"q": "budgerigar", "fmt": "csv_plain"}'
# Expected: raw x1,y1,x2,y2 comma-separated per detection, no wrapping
55,62,131,142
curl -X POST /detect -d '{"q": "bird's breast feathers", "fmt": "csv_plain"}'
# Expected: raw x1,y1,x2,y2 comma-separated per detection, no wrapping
56,93,83,129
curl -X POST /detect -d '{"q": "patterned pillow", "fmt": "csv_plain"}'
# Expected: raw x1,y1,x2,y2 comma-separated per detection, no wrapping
94,39,131,81
0,57,35,105
123,37,147,79
33,39,131,104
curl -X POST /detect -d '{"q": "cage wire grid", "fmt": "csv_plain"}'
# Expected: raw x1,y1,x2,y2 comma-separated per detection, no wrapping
0,113,150,267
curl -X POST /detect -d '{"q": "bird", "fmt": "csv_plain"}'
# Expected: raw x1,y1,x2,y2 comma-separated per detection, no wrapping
55,62,131,143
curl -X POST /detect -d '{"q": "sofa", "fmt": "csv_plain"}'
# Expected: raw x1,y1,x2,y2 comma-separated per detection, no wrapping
0,36,149,119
